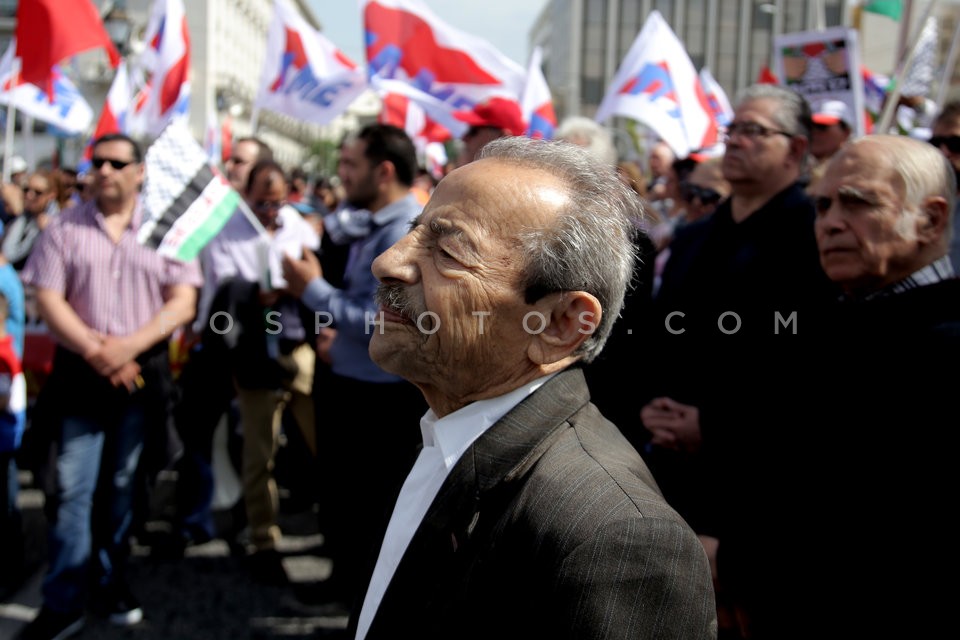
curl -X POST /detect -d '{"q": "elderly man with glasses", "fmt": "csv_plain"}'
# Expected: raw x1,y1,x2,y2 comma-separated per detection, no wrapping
636,84,836,632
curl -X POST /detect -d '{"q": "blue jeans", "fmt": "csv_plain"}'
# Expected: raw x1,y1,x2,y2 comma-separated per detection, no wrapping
42,407,145,613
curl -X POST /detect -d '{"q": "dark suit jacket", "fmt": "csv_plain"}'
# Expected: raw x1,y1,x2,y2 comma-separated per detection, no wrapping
355,368,717,639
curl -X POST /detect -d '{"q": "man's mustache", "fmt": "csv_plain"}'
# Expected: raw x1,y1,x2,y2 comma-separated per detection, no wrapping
375,283,427,325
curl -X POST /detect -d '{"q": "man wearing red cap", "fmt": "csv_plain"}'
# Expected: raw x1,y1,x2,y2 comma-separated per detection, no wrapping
454,97,525,166
810,99,853,163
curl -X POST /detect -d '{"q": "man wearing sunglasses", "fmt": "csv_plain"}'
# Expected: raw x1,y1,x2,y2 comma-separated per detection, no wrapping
18,133,202,639
930,101,960,271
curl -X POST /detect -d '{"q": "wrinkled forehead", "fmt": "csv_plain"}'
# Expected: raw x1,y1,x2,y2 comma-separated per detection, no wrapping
418,161,569,251
817,145,899,194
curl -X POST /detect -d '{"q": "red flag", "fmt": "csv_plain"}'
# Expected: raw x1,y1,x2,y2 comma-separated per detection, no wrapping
15,0,120,92
757,65,779,85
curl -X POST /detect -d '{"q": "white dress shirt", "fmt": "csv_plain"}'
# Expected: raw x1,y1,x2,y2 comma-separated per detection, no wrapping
354,374,556,640
194,204,320,333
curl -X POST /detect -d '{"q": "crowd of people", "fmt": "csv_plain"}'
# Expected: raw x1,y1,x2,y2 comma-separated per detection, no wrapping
0,86,957,640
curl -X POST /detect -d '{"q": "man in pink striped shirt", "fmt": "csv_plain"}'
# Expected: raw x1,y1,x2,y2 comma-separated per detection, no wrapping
18,133,202,640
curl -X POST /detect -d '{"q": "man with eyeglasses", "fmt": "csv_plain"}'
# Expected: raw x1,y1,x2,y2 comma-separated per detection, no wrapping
929,101,960,271
638,85,834,633
2,170,60,270
191,159,320,584
18,133,202,639
720,134,959,637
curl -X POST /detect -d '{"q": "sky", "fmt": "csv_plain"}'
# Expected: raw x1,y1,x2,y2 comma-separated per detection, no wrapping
306,0,551,68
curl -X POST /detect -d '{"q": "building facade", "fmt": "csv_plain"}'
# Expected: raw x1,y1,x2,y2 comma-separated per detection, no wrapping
532,0,960,122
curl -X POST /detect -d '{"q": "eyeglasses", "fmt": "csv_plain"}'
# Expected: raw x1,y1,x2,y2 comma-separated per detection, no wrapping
23,187,47,196
722,121,794,142
253,199,286,214
91,157,135,170
928,135,960,154
680,183,723,205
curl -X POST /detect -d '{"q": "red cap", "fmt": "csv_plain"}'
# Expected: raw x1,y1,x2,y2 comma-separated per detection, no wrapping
454,97,526,137
811,99,853,128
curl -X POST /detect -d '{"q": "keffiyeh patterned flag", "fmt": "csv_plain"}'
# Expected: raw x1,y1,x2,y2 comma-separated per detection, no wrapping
139,122,239,261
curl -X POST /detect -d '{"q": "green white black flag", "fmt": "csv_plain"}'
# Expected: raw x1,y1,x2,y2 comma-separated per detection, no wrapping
139,121,240,261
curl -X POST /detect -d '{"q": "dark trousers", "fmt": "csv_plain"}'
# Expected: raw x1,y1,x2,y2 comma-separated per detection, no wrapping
171,345,237,541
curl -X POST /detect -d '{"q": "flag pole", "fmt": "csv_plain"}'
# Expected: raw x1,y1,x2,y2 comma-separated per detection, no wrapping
235,196,268,237
934,16,960,112
24,115,35,170
3,57,19,183
875,0,937,133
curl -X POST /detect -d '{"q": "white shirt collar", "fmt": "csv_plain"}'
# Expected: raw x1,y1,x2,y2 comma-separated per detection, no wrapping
419,373,558,471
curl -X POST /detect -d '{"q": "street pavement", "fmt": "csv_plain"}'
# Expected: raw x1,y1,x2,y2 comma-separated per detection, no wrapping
0,466,350,640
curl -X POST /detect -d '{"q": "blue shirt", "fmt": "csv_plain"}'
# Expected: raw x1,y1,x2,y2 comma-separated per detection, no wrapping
302,193,421,383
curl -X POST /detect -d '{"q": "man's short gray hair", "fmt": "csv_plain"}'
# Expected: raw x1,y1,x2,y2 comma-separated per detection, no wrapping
478,137,643,362
849,134,956,246
735,84,812,140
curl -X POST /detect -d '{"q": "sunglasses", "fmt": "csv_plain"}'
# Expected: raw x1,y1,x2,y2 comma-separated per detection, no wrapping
23,187,47,196
680,183,723,205
253,199,286,213
928,135,960,154
91,157,135,170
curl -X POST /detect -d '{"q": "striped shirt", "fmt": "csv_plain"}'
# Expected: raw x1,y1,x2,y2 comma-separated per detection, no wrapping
21,199,202,337
856,255,956,302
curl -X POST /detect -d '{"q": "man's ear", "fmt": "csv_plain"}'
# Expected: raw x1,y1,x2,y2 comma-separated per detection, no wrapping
377,160,397,186
788,134,809,166
526,291,603,366
916,196,949,245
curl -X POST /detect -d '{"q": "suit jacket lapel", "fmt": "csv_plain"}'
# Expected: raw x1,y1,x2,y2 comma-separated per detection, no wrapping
364,369,592,635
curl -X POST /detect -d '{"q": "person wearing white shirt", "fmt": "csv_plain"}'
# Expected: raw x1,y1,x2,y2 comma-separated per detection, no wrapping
198,160,320,582
351,136,716,639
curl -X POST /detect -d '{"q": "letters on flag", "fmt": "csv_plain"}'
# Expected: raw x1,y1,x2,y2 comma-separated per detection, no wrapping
0,41,93,135
699,67,733,128
254,0,367,126
521,47,556,139
594,11,718,158
139,122,240,261
363,0,526,122
129,0,191,136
